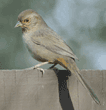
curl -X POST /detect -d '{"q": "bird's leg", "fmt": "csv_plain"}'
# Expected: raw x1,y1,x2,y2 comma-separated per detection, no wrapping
26,62,49,76
33,62,49,75
33,62,49,77
49,63,57,69
33,62,49,69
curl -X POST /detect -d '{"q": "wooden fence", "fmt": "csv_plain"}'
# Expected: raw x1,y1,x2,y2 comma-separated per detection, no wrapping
0,69,105,110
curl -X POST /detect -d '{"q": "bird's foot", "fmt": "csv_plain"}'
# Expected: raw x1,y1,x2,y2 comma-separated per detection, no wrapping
33,62,49,76
35,67,45,76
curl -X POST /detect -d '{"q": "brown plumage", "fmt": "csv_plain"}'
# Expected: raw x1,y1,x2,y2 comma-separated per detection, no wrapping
15,9,100,104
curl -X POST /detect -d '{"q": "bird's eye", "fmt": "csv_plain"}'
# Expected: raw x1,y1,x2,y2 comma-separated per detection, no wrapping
24,19,29,22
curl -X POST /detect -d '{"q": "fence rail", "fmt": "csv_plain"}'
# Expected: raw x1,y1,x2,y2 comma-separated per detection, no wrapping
0,69,105,110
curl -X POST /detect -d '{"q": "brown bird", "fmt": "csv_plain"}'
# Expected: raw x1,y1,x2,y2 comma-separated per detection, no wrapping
15,9,100,104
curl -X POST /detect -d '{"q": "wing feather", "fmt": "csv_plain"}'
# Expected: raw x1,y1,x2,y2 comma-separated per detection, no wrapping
31,28,78,60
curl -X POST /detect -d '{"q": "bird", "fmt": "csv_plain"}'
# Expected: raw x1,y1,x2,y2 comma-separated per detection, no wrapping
15,9,100,104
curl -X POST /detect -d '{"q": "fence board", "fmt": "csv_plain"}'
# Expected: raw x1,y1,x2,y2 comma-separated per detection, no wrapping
69,73,79,110
103,70,106,110
79,70,92,110
0,69,105,110
92,70,103,110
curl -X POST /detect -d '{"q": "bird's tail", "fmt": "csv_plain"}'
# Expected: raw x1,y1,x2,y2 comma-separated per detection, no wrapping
59,57,100,104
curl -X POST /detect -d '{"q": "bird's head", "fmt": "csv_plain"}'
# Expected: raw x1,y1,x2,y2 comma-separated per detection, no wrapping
15,9,47,32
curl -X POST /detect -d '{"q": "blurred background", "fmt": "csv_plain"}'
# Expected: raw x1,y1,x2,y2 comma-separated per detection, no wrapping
0,0,106,70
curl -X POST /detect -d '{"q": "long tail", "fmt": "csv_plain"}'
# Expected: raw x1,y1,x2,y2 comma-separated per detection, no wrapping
76,71,100,104
59,58,100,104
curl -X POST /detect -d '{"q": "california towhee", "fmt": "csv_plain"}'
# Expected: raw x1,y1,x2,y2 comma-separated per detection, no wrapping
15,9,100,104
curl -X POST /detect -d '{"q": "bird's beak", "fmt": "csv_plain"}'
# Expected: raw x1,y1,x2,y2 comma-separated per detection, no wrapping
14,21,23,28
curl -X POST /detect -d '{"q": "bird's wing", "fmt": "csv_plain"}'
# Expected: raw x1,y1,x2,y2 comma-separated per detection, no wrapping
31,28,78,60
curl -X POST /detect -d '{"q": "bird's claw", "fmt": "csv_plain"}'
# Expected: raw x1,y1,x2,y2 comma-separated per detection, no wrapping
34,67,45,77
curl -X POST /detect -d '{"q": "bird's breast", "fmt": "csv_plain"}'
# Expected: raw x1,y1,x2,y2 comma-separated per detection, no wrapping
22,33,48,62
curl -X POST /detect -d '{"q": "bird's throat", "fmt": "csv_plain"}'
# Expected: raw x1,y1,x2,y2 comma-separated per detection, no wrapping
22,27,29,33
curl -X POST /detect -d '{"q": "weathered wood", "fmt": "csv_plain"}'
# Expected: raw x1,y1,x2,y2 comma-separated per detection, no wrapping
69,71,79,110
0,69,105,110
79,70,92,110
